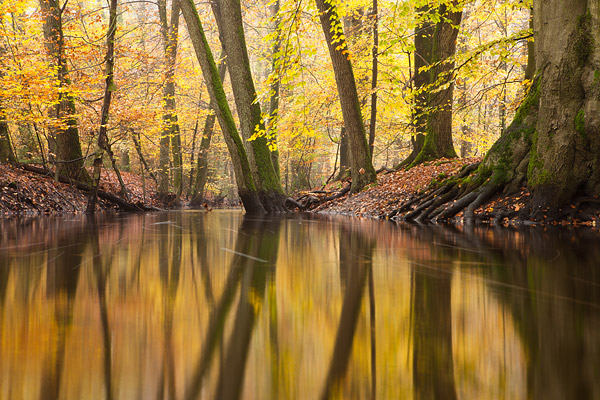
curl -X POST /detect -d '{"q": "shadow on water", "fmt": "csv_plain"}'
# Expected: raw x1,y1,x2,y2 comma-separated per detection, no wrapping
0,212,599,399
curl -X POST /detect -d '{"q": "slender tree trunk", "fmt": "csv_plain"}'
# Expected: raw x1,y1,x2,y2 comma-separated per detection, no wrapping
180,0,264,213
314,0,377,193
131,129,158,185
368,0,378,160
86,0,119,213
267,0,282,179
39,0,89,182
0,109,16,163
157,0,182,197
190,49,227,208
411,2,462,165
0,35,16,163
216,0,285,211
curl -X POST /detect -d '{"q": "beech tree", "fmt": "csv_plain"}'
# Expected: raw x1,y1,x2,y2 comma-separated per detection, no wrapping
0,112,15,163
157,0,183,197
399,0,600,221
403,1,463,167
38,0,89,182
216,0,286,210
0,29,16,163
180,0,266,213
189,49,227,207
314,0,377,193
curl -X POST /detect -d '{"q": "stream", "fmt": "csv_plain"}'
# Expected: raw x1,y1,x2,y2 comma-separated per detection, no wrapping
1,210,599,399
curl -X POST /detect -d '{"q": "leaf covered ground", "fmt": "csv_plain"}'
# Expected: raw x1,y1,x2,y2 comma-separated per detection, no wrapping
304,158,600,227
0,162,161,216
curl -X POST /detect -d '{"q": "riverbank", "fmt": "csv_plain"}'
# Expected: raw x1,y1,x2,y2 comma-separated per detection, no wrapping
301,158,599,227
0,162,161,216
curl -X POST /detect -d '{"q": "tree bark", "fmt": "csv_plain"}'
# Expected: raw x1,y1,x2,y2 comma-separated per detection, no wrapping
216,0,285,210
86,0,119,213
38,0,89,182
527,0,600,206
267,0,282,179
190,49,227,207
0,110,16,163
368,0,378,160
410,2,462,165
0,34,17,163
180,0,265,213
157,0,183,197
314,0,377,193
524,7,535,82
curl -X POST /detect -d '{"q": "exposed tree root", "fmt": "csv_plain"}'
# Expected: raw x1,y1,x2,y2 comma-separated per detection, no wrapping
385,162,486,223
286,184,351,211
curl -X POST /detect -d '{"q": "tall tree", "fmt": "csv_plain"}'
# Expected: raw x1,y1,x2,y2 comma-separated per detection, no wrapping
216,0,286,210
315,0,377,193
38,0,89,182
157,0,183,197
0,28,16,163
180,0,265,213
368,0,379,160
402,0,600,221
267,0,282,179
189,49,227,207
86,0,122,214
0,111,15,163
404,1,463,166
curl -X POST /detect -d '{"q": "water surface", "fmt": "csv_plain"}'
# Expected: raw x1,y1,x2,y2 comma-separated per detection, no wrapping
1,211,599,399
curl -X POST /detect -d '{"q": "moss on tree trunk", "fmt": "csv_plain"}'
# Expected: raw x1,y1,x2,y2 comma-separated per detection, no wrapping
407,2,462,167
389,0,600,223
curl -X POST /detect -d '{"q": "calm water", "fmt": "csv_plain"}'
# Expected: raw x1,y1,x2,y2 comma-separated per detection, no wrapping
0,211,599,399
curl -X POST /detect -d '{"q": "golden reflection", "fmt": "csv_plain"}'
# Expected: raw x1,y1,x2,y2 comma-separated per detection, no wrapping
0,212,599,399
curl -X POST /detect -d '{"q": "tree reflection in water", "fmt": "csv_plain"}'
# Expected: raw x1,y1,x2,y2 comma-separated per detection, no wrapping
320,222,374,400
0,212,599,399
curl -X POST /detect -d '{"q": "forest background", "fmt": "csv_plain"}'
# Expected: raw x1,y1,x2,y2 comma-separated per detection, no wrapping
0,0,531,205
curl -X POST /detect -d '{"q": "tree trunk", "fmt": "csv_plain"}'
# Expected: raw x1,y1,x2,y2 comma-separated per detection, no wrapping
86,0,119,214
216,0,285,211
158,0,183,197
336,126,351,180
190,49,227,208
0,110,16,163
39,0,89,182
314,0,377,193
368,0,378,160
0,35,17,163
180,0,264,213
267,0,282,179
527,0,600,206
410,2,462,165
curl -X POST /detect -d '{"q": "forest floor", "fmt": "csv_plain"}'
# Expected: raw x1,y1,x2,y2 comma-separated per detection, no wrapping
303,157,599,227
2,159,599,226
0,162,162,216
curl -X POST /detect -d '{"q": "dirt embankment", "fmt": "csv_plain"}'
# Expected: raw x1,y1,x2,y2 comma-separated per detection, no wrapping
0,162,161,216
294,158,600,227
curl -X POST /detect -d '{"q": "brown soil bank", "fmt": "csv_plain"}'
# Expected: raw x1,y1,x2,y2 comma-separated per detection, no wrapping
0,162,161,216
295,158,600,227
